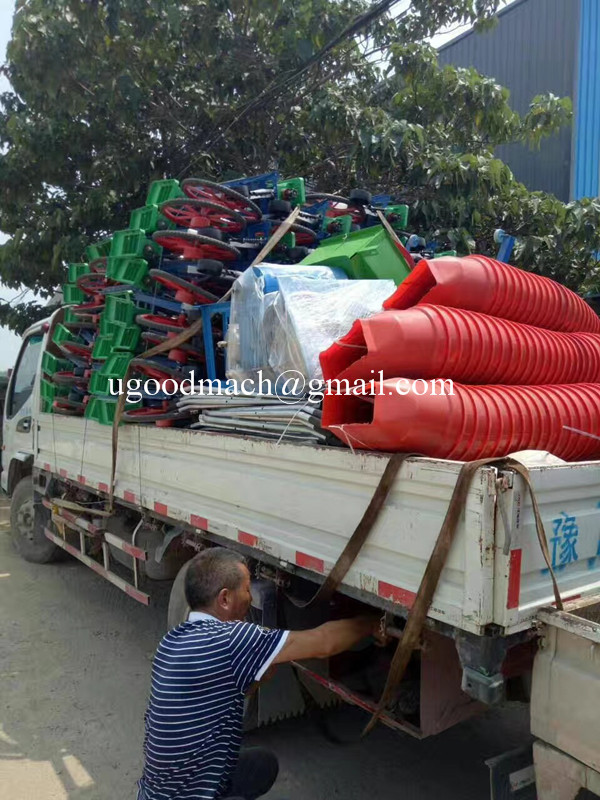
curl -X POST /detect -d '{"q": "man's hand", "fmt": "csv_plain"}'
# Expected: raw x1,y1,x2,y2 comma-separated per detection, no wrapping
367,615,391,648
273,615,386,665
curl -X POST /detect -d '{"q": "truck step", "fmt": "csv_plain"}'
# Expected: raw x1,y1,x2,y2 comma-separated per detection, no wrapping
43,526,150,605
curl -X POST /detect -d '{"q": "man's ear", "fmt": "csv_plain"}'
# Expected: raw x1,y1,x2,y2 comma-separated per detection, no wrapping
216,587,229,609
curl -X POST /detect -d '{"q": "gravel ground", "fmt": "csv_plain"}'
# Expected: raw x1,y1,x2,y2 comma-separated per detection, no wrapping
0,498,531,800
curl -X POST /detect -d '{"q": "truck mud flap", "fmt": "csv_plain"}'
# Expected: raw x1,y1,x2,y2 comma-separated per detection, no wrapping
486,744,536,800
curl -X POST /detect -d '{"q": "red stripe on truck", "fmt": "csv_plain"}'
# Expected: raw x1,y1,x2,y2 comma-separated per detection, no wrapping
378,581,416,608
124,490,136,504
125,583,151,606
154,501,168,516
78,475,86,485
507,548,523,609
98,482,109,493
59,469,67,478
238,531,258,547
43,463,51,472
296,552,325,573
191,515,208,530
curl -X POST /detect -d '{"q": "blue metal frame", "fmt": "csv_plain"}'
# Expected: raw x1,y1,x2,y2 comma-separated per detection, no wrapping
200,302,230,380
573,0,600,199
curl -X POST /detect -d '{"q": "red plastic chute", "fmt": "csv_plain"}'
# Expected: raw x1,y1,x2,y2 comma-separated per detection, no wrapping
322,380,600,461
320,305,600,385
383,255,600,334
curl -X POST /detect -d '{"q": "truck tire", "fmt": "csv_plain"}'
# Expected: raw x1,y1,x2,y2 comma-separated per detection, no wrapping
167,561,191,629
10,478,61,564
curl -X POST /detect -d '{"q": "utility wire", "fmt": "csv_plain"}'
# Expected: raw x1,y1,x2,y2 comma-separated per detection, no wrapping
176,0,405,177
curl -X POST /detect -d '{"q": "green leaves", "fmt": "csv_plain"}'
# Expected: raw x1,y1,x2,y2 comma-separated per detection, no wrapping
0,0,588,331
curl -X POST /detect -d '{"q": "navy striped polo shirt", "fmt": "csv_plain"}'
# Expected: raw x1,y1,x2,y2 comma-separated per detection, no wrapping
138,612,288,800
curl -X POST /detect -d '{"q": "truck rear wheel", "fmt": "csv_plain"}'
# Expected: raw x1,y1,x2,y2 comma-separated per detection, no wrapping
10,477,61,564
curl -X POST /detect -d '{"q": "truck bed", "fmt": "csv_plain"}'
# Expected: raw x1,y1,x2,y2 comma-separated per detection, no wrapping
35,413,600,636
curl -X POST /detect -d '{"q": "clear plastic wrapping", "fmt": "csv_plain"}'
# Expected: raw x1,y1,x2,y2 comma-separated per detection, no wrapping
226,264,346,383
226,262,394,383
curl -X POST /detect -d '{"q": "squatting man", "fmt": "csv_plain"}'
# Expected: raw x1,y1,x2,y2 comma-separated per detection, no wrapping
138,548,386,799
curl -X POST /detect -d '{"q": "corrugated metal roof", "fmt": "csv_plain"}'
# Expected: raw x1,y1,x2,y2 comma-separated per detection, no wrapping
438,0,579,201
573,0,600,199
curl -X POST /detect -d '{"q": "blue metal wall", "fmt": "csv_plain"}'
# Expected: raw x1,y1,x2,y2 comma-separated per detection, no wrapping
438,0,580,201
573,0,600,199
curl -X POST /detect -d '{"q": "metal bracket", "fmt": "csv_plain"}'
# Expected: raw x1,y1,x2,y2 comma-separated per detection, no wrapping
462,666,505,705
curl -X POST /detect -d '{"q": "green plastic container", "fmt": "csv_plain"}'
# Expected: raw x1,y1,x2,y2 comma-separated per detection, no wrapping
111,228,162,260
92,335,115,361
85,236,113,262
146,179,184,206
89,353,133,397
52,323,78,347
41,352,70,378
62,283,87,304
84,396,141,426
129,205,174,234
64,307,80,324
101,294,143,330
300,225,412,284
40,378,69,409
111,323,141,352
68,262,91,283
106,256,149,287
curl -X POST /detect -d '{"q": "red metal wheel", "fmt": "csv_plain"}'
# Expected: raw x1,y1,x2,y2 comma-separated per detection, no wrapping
325,204,366,225
135,314,189,334
53,399,85,415
123,404,193,425
61,341,92,359
149,269,218,304
152,230,240,262
69,301,105,315
130,358,192,384
304,193,365,225
160,197,247,234
270,222,318,246
76,272,109,295
52,371,87,387
182,178,261,223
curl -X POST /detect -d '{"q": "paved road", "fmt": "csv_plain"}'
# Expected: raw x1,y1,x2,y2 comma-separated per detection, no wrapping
0,504,531,800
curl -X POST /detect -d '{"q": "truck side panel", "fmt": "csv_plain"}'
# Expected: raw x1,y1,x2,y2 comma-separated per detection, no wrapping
36,414,497,635
494,465,600,632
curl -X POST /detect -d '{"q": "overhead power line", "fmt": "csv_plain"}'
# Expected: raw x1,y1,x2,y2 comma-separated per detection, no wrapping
177,0,405,177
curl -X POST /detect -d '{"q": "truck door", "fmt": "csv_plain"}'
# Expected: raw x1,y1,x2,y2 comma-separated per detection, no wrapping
1,331,44,494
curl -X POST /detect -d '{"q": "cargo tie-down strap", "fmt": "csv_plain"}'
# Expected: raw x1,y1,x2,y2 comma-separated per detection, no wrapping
107,206,301,511
362,455,563,735
285,452,418,609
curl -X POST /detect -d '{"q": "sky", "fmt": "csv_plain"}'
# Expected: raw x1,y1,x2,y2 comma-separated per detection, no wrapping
0,0,515,371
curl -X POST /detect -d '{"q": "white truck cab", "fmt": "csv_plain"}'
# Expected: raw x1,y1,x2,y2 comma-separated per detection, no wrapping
1,320,47,497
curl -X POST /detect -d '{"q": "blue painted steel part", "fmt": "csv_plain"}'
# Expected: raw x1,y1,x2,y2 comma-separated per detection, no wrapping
221,172,278,192
497,234,516,263
133,291,188,315
573,0,600,199
253,264,348,295
199,302,230,380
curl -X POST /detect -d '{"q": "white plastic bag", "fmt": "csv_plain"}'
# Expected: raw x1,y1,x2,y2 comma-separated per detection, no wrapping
266,279,395,381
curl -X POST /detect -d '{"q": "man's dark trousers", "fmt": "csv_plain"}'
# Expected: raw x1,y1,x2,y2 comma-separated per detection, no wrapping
222,747,279,800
